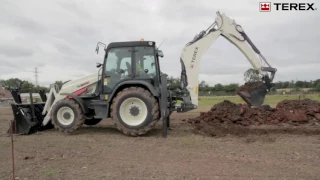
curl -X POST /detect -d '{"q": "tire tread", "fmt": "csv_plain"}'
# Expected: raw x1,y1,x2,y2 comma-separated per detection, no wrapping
110,87,159,136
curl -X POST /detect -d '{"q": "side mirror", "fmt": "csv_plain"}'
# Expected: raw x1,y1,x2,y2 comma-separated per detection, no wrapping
95,42,106,54
157,50,164,58
95,46,99,54
96,63,102,68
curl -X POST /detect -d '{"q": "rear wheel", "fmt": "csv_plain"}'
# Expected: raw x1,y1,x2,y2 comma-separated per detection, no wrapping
50,98,85,133
111,87,159,136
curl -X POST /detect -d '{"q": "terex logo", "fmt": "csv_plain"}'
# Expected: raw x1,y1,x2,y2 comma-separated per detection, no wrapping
190,47,198,68
274,3,316,11
260,2,317,12
77,81,89,88
191,47,198,63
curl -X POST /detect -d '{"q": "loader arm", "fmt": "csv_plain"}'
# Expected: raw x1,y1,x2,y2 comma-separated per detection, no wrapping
178,11,277,110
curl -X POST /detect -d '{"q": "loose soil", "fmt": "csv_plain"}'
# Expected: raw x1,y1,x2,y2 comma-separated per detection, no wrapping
187,99,320,137
236,81,264,93
1,104,320,179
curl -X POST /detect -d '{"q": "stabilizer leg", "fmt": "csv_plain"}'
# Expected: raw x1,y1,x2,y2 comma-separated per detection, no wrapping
162,117,168,138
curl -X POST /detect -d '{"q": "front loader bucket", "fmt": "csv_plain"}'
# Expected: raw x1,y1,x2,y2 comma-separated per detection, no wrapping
7,90,54,135
236,81,269,107
8,103,53,135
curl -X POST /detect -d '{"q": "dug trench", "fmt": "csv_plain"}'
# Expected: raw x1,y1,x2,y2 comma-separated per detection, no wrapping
186,98,320,137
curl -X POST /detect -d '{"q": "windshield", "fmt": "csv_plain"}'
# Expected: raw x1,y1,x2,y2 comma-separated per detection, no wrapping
104,47,132,76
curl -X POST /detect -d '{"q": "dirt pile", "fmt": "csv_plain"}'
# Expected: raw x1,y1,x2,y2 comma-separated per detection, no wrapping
0,86,11,98
271,99,320,124
187,99,320,136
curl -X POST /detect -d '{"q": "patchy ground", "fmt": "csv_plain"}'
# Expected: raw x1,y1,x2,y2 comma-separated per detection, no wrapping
1,106,320,180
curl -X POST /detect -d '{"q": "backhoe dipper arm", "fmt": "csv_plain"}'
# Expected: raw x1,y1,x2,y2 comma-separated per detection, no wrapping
178,11,277,110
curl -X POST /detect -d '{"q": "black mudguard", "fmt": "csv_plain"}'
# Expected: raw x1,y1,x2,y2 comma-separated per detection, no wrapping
66,93,89,114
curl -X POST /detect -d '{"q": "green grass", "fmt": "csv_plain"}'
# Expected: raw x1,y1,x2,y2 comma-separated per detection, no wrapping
198,95,320,107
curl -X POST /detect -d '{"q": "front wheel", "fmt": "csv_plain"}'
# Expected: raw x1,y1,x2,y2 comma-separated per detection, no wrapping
50,98,85,133
111,87,159,136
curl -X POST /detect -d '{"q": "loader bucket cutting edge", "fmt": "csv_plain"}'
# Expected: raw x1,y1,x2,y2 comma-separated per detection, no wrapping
236,82,269,107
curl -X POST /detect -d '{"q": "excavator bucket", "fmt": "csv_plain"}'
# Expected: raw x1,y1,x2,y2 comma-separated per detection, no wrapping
236,81,269,107
7,90,53,135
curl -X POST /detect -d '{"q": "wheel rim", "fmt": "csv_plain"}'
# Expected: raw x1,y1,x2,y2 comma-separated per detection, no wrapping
119,97,148,126
56,106,75,126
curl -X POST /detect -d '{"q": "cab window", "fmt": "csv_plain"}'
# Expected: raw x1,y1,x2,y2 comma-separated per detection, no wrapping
135,46,156,78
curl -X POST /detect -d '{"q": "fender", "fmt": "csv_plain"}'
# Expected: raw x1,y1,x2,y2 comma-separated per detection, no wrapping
109,80,159,101
66,93,89,114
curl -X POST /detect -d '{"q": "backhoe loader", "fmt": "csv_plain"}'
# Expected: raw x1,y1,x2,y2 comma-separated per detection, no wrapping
8,11,277,137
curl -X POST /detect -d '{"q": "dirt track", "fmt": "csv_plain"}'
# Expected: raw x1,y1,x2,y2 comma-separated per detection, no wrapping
1,106,320,180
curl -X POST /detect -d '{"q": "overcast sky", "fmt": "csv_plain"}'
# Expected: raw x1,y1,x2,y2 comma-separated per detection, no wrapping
0,0,319,86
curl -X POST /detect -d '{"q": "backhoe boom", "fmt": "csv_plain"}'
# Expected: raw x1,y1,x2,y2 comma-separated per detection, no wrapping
179,11,277,110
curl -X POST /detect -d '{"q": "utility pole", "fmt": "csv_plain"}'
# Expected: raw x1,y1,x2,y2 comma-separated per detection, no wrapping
35,67,38,87
25,67,40,87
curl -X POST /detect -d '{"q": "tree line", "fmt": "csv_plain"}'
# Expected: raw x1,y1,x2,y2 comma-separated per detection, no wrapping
0,78,63,93
167,68,320,94
168,78,320,94
1,68,320,94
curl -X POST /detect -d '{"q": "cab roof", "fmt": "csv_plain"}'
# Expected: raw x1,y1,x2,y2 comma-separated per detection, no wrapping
106,41,156,50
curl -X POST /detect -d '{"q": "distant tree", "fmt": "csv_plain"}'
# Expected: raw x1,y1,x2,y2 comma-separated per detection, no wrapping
295,80,305,88
289,80,295,88
213,83,223,91
270,87,277,92
199,80,209,91
314,79,320,88
315,82,320,92
199,80,208,87
167,76,181,90
223,83,239,92
283,81,290,88
20,81,35,92
0,78,48,92
243,68,260,82
0,78,23,90
54,81,64,90
34,85,49,92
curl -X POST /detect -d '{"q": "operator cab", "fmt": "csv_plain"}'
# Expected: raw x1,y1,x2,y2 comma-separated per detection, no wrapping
98,41,163,99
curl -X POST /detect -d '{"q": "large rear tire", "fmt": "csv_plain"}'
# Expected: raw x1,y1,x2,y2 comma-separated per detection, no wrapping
111,87,159,136
50,98,85,133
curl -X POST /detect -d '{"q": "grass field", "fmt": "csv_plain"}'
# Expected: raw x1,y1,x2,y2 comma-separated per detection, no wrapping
198,95,320,107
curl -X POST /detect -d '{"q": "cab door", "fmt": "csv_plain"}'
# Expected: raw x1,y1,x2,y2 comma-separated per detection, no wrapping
102,47,133,97
133,46,159,87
